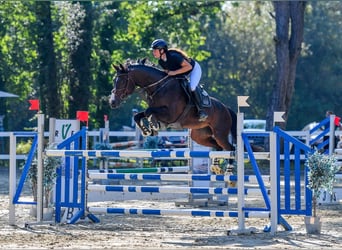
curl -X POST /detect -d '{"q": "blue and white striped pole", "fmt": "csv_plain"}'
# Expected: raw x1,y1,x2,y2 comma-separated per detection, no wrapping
88,207,270,218
45,149,235,159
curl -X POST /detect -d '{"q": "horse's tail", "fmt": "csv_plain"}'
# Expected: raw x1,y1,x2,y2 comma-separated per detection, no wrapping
227,107,237,143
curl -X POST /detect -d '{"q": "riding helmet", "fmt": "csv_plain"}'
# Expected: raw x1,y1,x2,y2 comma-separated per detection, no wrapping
151,39,168,50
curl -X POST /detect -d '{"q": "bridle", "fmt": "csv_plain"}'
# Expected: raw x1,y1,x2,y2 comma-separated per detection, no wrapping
112,72,132,101
112,67,170,100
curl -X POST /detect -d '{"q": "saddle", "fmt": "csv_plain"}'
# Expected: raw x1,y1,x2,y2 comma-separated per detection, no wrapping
180,79,212,108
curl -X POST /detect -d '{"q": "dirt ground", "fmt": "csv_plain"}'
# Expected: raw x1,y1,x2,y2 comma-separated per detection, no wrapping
0,166,341,249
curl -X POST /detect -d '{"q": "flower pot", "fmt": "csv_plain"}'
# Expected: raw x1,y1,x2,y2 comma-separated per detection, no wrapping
29,205,37,217
30,206,54,221
304,216,322,234
42,207,54,221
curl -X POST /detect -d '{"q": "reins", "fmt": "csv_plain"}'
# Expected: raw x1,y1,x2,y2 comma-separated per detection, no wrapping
142,75,169,92
115,65,184,101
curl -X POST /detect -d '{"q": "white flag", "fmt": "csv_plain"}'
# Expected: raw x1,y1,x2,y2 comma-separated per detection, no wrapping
237,96,250,107
274,112,285,122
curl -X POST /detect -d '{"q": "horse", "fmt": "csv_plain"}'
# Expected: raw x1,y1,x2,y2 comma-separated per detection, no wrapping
109,59,237,173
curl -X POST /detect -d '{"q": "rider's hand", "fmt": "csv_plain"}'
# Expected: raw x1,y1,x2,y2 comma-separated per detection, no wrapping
168,70,176,76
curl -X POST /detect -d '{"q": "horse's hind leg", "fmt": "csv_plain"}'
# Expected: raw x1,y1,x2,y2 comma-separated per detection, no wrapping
211,127,237,186
190,128,224,175
190,128,222,150
212,128,234,151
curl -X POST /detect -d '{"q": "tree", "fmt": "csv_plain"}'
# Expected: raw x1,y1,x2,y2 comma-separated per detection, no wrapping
266,1,306,130
202,2,275,117
0,1,38,131
68,2,93,119
35,1,60,118
288,1,342,129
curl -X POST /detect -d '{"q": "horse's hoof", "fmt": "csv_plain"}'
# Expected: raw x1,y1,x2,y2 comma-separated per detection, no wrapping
228,181,236,187
210,165,223,175
150,122,159,131
151,130,159,136
141,129,152,137
226,164,235,173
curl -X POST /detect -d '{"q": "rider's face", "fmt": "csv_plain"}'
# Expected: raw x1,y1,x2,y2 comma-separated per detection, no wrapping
152,48,160,58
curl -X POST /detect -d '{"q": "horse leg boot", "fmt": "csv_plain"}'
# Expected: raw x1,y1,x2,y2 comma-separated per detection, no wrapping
147,115,160,131
139,117,152,136
192,87,208,122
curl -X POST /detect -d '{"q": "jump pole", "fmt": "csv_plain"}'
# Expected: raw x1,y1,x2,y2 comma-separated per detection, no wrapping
8,132,16,225
36,113,45,222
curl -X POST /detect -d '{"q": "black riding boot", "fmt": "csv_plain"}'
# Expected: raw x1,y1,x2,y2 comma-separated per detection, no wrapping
192,87,208,122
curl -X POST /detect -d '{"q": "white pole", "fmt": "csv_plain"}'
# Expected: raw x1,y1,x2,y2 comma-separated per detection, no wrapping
36,113,44,222
9,132,16,225
269,131,277,235
329,115,335,155
49,117,56,144
237,112,245,231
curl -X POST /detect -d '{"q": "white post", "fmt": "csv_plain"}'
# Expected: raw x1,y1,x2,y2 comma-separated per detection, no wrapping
329,115,335,155
49,117,56,144
269,131,278,235
36,113,44,222
9,132,16,225
237,112,245,231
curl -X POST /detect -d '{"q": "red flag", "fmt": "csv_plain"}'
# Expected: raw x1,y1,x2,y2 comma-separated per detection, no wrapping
29,99,40,111
76,111,89,126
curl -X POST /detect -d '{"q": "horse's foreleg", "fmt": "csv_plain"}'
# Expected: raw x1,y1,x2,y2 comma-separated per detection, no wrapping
134,112,152,136
147,115,160,131
144,106,169,134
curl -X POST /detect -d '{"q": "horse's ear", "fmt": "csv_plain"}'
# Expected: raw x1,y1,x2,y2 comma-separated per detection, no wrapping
141,58,147,65
119,63,125,71
112,64,120,72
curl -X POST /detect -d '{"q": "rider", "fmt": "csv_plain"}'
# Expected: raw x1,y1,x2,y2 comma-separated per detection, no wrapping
150,38,208,122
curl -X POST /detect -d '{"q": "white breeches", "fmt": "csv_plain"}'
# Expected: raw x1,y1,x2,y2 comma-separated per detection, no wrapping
189,61,202,91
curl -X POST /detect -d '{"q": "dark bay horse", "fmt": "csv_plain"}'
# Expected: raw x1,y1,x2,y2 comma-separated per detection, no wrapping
109,59,237,154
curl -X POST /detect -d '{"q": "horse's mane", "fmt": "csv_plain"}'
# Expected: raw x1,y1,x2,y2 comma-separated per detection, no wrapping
124,58,165,75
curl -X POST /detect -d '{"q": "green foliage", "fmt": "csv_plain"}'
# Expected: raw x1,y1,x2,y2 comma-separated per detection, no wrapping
29,143,61,207
305,151,339,199
289,1,342,129
0,1,38,130
16,140,32,154
0,1,342,132
305,151,340,216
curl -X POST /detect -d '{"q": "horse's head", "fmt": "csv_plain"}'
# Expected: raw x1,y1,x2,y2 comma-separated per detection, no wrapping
109,59,167,109
109,63,136,109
